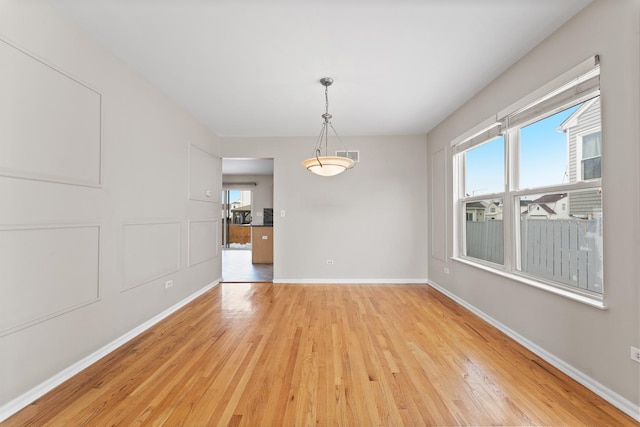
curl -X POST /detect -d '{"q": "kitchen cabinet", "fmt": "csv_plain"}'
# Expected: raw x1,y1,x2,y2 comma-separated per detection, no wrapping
251,226,273,264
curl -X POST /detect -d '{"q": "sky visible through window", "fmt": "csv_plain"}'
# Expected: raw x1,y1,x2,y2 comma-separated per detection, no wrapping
465,104,580,196
222,190,242,203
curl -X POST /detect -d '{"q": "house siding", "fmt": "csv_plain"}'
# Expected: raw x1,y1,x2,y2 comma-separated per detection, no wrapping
569,189,602,218
567,98,601,182
566,98,602,217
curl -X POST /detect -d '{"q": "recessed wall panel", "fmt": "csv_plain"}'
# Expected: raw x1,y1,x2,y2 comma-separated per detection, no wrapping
431,148,447,261
0,39,102,187
188,219,218,267
189,144,218,202
122,222,181,290
0,225,100,335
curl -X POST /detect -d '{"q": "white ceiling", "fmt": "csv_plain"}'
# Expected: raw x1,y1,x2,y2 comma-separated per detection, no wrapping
47,0,591,137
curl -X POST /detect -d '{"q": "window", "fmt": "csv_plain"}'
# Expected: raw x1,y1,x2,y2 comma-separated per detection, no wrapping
579,131,602,180
459,137,505,265
453,57,603,302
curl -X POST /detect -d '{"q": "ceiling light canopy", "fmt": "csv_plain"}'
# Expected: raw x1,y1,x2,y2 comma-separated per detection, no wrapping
301,77,355,177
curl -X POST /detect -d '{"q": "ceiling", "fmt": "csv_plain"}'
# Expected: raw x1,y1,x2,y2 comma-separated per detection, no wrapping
47,0,591,137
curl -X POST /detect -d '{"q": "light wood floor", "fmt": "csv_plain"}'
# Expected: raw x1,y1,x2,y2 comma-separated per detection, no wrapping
4,283,637,426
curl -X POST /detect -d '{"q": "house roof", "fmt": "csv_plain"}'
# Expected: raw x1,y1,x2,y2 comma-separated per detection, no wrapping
526,193,567,216
539,204,556,215
558,97,599,131
532,193,567,203
466,202,486,209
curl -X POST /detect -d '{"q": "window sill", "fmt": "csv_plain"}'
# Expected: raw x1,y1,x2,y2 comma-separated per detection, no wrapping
450,256,607,310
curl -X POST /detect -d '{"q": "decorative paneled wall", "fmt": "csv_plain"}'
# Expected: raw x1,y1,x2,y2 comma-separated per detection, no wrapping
0,38,103,337
121,222,181,290
0,224,100,335
0,40,102,187
430,147,447,261
188,219,218,267
0,6,221,412
189,144,218,203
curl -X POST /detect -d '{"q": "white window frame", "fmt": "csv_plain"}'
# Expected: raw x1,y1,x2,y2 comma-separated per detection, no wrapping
451,56,604,308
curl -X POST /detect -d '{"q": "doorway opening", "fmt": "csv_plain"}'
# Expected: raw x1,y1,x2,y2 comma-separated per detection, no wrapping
221,158,274,283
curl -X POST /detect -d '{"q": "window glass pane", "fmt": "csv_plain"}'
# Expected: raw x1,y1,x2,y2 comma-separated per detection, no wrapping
581,130,602,180
518,189,602,294
582,132,601,158
464,136,504,196
582,157,601,180
519,104,581,189
464,199,503,265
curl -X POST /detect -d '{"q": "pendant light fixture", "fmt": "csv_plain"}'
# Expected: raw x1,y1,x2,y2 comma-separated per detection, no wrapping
301,77,356,176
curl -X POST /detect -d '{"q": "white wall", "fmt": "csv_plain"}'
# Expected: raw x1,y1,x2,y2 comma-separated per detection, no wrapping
0,1,221,409
427,0,640,413
222,136,428,283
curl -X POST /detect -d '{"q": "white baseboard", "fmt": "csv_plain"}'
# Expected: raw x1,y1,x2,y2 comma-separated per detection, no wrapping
0,279,221,423
428,280,640,423
273,278,428,284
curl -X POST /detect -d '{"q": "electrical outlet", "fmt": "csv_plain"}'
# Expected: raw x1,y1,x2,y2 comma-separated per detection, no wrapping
165,280,173,289
631,346,640,363
444,267,450,274
326,259,334,265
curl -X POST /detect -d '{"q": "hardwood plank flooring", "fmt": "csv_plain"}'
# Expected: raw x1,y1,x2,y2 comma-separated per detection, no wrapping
3,283,637,426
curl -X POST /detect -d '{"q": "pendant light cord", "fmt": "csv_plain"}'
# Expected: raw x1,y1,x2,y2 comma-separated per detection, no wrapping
311,77,351,160
325,84,329,118
324,84,330,156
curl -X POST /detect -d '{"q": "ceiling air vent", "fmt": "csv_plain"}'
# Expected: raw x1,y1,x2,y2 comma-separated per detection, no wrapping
335,150,359,163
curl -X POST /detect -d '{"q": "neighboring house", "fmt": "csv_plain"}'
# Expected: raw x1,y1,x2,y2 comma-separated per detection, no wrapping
523,193,570,219
485,200,502,220
520,199,532,215
466,201,486,222
466,200,502,221
558,97,602,218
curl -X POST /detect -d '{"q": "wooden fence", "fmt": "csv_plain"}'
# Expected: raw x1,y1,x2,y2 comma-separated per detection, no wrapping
466,218,603,293
465,220,503,265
